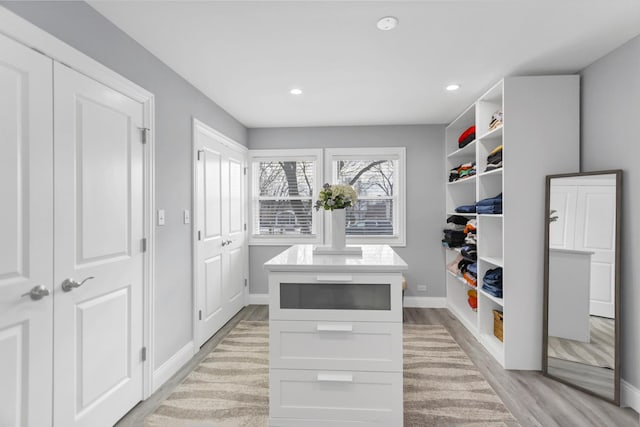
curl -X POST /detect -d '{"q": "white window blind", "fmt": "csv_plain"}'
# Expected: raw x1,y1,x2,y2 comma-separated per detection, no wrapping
326,147,406,245
249,150,322,244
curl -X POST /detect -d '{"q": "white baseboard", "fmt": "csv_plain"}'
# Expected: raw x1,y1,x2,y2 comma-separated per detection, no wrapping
621,379,640,414
152,340,194,393
403,296,447,308
248,293,269,305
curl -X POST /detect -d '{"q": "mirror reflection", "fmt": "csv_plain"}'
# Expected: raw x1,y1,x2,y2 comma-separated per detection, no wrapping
544,171,620,403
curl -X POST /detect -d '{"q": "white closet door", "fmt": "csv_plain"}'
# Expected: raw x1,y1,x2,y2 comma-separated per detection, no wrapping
53,62,145,426
0,33,53,427
195,122,246,347
548,184,577,249
574,185,617,318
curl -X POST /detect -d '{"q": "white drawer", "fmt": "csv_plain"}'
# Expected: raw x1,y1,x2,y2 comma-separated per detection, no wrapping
269,272,403,322
270,320,402,371
269,369,403,425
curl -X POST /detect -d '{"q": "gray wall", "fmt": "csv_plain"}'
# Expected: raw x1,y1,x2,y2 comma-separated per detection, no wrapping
1,2,248,369
581,34,640,392
248,125,446,298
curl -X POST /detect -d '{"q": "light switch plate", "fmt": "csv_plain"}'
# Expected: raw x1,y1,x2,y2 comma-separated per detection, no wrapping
157,209,165,226
183,209,190,224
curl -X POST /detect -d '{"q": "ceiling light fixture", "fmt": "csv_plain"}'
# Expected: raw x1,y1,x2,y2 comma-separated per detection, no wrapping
445,83,461,92
376,16,398,31
290,88,303,95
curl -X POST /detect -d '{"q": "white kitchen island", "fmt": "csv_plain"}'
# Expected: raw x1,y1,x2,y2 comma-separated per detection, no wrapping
264,244,408,426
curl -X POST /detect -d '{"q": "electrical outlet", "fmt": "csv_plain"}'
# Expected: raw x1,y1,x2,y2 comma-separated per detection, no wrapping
417,284,427,292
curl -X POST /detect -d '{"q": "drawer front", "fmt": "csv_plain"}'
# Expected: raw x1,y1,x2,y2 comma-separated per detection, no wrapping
270,369,403,424
270,320,402,371
269,272,403,322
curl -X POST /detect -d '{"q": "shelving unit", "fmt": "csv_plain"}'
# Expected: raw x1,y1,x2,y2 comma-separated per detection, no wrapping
443,76,580,370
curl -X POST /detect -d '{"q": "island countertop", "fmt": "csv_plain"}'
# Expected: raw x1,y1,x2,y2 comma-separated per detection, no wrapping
264,244,408,273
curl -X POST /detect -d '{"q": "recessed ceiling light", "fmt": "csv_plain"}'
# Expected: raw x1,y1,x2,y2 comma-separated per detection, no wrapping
290,88,303,95
376,16,398,31
445,84,461,92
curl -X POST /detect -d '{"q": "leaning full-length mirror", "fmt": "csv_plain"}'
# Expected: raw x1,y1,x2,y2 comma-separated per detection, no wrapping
543,170,621,404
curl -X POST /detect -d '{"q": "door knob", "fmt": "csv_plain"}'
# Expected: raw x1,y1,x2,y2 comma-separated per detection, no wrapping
221,239,232,247
61,276,95,292
21,285,50,301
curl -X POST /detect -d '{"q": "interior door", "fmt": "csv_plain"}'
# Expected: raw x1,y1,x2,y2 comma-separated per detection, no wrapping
195,122,247,347
548,184,577,249
574,184,617,318
53,62,145,426
0,33,53,427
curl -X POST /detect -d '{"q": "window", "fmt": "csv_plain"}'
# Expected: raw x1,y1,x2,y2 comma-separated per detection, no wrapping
249,149,322,244
325,147,406,245
248,147,406,246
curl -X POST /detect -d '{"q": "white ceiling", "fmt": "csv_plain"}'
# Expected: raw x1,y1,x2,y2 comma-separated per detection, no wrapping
89,0,640,128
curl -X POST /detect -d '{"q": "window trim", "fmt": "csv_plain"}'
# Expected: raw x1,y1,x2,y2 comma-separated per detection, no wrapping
248,149,323,245
324,147,406,246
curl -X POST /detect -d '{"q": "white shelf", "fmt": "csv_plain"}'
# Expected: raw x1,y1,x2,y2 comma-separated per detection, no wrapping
448,176,476,185
479,256,503,267
480,333,504,365
478,168,502,178
444,76,580,370
446,212,476,217
447,140,476,158
479,288,504,306
447,270,476,289
447,300,478,335
477,125,503,141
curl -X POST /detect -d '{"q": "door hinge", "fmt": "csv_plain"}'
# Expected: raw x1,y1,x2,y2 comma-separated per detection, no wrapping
199,310,202,320
197,149,204,161
141,238,147,253
139,127,150,144
198,230,202,241
244,167,247,176
244,278,248,288
244,223,247,231
141,346,147,362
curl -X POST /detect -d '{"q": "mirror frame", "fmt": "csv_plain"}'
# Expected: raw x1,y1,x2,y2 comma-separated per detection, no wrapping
542,169,622,405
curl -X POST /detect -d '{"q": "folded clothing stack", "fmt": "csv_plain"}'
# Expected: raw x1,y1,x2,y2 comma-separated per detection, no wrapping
485,145,503,172
467,289,478,311
488,110,503,131
464,219,477,245
442,215,469,248
455,203,476,213
482,267,503,298
449,161,476,182
458,125,476,149
476,193,502,214
462,260,477,287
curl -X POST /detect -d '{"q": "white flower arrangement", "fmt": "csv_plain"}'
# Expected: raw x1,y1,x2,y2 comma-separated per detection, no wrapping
314,183,358,211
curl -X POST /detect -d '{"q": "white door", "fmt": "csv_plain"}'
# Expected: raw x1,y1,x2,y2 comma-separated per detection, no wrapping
548,184,577,249
0,33,54,427
53,62,145,426
194,121,247,347
574,184,617,318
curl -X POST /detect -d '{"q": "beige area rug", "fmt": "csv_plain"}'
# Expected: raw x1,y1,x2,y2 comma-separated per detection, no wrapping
145,321,518,427
548,316,615,369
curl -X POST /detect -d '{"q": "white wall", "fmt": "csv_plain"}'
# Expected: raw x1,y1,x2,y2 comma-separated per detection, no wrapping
248,124,446,298
581,33,640,401
0,1,248,371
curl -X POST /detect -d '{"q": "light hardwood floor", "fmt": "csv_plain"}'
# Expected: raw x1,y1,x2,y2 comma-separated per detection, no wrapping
116,305,639,427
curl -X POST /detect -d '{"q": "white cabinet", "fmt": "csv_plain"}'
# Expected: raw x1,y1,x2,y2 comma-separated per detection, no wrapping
444,76,580,369
265,245,407,426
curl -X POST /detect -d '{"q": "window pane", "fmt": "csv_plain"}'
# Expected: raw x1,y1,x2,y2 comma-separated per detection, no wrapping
335,160,394,197
255,199,313,235
258,160,314,197
345,200,394,235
